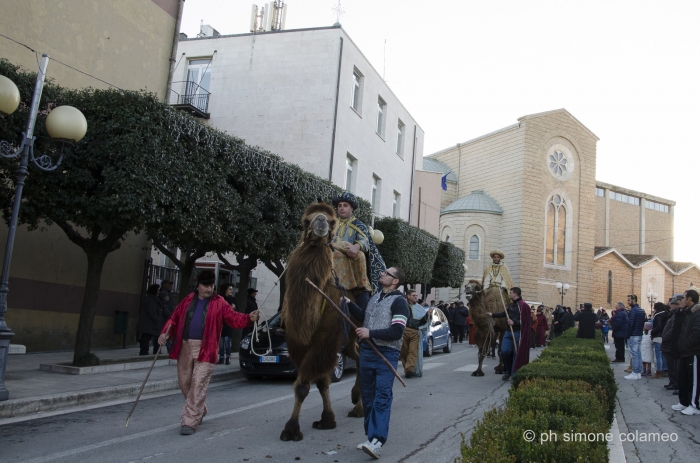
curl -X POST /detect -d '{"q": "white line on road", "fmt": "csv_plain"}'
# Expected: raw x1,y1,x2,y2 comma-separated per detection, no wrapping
421,363,445,371
453,364,488,371
15,378,354,463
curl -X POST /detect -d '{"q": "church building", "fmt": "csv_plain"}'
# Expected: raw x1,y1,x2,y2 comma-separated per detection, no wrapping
425,109,696,312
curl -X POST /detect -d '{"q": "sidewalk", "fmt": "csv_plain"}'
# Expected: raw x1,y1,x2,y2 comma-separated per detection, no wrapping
606,342,699,463
1,346,241,421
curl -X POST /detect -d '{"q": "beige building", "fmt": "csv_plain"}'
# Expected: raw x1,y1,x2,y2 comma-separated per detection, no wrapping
0,0,182,350
427,108,696,309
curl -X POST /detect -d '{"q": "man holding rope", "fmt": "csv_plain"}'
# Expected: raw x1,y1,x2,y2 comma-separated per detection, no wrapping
158,270,259,436
487,287,531,381
344,267,409,459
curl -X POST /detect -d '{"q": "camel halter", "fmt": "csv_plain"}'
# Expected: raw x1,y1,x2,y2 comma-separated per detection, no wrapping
249,266,288,357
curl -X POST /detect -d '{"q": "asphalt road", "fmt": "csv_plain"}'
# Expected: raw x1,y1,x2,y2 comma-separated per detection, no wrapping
0,343,519,463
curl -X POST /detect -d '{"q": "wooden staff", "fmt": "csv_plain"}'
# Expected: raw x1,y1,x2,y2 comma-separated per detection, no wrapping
305,278,407,387
497,288,519,351
125,325,171,427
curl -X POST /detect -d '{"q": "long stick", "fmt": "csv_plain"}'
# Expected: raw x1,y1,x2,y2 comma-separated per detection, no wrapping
125,326,171,427
305,278,407,387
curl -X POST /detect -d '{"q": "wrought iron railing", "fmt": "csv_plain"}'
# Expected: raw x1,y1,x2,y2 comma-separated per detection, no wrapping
169,81,211,114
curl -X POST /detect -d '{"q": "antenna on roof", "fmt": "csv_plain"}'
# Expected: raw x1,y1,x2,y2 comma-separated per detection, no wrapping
250,1,287,33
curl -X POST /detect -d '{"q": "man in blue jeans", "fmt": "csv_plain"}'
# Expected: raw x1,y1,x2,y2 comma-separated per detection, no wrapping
346,267,409,460
487,287,531,381
625,294,646,380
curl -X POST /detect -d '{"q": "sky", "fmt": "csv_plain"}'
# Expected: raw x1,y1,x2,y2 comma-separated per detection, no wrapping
180,0,700,265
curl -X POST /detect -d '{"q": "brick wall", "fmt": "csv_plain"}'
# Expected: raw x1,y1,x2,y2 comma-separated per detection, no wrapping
608,200,641,254
592,253,635,310
644,208,673,260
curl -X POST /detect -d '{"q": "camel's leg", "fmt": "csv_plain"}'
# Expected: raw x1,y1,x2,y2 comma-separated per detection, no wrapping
471,346,485,376
493,332,505,374
312,375,337,429
280,378,310,441
348,360,364,417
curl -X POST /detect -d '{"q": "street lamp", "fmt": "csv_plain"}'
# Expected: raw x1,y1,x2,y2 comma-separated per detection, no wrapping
556,282,570,307
0,54,87,401
646,291,658,311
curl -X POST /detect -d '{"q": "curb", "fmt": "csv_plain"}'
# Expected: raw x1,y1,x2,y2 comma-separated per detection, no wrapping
0,369,242,419
39,358,178,375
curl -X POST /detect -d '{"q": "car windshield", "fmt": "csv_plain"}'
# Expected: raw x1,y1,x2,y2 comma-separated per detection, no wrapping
263,312,282,329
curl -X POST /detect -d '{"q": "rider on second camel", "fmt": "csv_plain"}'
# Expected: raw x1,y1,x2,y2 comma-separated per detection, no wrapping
332,191,385,309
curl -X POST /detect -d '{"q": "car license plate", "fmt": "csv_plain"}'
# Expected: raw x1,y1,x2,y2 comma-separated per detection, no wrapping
259,356,279,363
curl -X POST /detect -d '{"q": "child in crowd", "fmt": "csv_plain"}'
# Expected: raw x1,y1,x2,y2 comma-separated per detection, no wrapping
641,321,654,376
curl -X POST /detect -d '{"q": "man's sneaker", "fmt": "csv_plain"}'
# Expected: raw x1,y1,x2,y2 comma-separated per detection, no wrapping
356,440,371,450
624,372,641,380
681,405,700,416
361,438,382,459
671,403,686,411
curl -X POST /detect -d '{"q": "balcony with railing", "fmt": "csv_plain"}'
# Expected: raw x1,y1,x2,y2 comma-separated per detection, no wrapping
168,81,211,119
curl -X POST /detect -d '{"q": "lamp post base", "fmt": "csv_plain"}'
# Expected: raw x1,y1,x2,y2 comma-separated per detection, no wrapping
0,330,15,401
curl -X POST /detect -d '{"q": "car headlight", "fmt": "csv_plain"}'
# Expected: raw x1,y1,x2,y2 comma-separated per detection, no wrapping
241,337,250,350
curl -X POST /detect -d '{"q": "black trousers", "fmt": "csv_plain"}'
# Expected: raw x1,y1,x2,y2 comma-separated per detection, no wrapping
139,333,157,355
613,337,626,361
678,356,700,408
666,354,679,389
452,324,465,342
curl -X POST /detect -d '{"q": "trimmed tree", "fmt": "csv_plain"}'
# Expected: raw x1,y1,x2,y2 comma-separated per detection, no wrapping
431,241,466,288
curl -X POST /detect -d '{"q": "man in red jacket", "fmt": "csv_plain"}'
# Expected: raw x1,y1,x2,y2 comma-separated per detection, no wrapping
159,270,259,435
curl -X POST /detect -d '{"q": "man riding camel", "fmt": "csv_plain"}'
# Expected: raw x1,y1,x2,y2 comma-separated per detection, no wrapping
331,191,385,309
482,250,514,290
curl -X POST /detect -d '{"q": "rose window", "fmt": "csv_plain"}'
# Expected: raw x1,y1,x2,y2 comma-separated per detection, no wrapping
549,150,567,177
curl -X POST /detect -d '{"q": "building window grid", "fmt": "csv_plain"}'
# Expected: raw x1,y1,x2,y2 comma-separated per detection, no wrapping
396,120,405,156
469,235,480,260
351,70,362,112
377,97,386,137
611,191,640,206
345,155,355,192
596,187,605,197
371,175,380,213
546,195,566,266
645,200,669,213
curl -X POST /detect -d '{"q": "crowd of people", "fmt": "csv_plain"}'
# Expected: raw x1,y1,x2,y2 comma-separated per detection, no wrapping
609,290,700,417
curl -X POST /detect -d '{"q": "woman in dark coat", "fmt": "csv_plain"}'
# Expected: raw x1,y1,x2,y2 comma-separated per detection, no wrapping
535,306,549,346
218,283,236,364
137,284,164,355
574,303,597,339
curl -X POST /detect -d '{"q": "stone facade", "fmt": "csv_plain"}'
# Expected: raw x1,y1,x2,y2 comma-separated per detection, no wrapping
1,0,180,351
428,108,693,309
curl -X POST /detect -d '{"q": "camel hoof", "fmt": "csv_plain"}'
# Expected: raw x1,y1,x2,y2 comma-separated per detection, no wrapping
471,370,484,377
280,420,304,441
312,410,336,429
347,406,364,418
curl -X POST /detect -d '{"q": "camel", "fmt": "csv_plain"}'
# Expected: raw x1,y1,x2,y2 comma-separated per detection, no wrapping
279,201,362,442
464,280,508,376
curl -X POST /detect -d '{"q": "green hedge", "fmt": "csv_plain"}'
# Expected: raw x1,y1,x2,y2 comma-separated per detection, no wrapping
374,217,439,284
459,330,616,462
430,240,466,288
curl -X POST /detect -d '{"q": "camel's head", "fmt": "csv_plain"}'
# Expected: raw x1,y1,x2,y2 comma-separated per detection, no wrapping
464,280,482,301
301,202,337,245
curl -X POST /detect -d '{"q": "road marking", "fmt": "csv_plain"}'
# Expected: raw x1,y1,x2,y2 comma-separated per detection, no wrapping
453,364,488,372
421,363,445,371
15,378,354,463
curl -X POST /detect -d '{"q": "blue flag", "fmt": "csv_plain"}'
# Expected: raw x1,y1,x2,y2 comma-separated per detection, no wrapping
441,173,448,191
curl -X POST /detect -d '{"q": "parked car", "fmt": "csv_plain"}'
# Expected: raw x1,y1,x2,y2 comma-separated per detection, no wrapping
422,308,452,356
238,312,356,382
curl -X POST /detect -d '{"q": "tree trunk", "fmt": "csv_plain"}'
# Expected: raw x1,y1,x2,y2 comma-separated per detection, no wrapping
72,251,108,365
232,255,258,353
264,259,286,310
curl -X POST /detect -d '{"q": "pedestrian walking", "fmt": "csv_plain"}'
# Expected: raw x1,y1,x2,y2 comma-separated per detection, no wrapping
158,270,259,435
218,283,236,365
487,287,531,381
573,303,597,339
345,267,409,459
137,284,164,355
400,289,428,378
610,302,629,363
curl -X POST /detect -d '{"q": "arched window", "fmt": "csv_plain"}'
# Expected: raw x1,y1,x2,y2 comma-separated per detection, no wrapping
469,235,480,260
546,194,566,265
607,271,613,304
